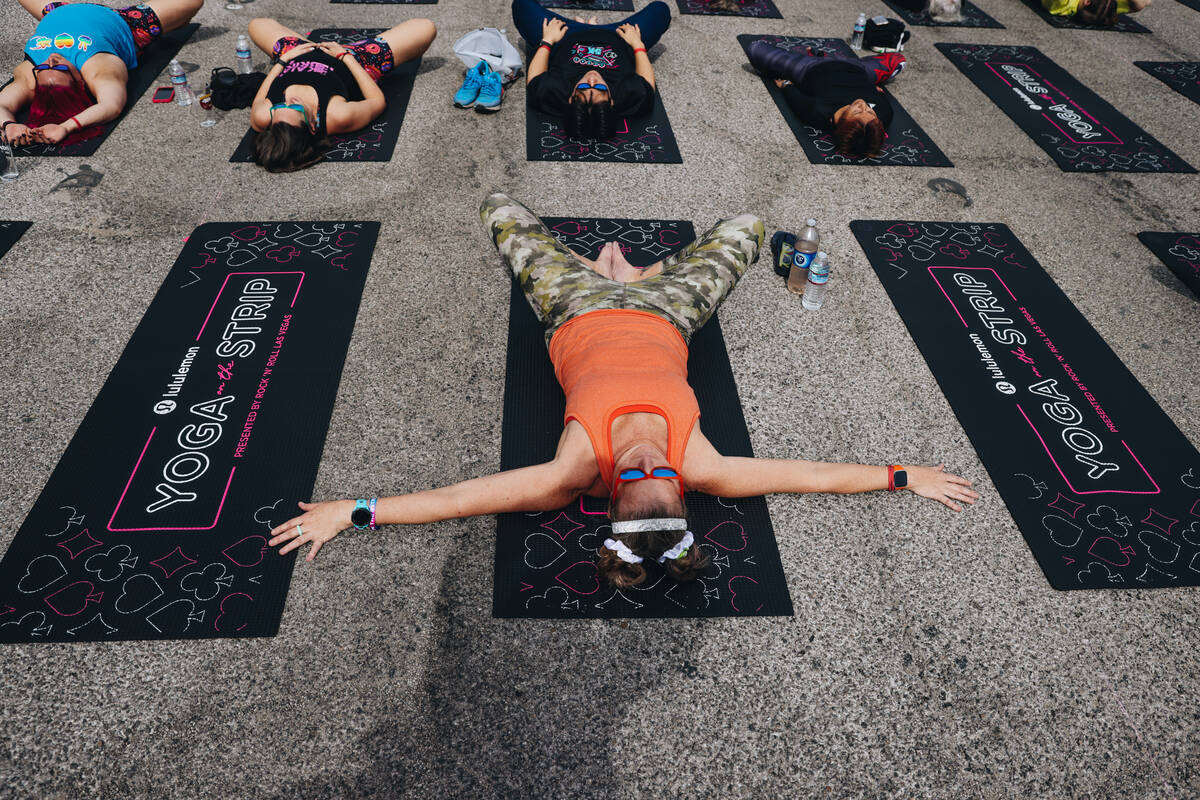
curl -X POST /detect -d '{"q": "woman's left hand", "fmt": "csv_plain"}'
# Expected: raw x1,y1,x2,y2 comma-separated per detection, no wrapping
616,23,645,50
905,464,980,512
269,499,355,561
30,123,69,144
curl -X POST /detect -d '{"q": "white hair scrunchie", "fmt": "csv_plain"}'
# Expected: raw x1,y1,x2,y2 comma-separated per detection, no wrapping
603,538,643,564
658,531,694,563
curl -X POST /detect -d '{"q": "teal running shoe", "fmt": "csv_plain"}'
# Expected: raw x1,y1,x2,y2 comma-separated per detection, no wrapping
474,69,504,113
454,60,490,109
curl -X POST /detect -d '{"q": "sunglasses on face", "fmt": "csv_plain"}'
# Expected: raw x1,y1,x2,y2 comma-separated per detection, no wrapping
269,102,310,126
575,81,609,92
611,467,685,503
34,63,72,72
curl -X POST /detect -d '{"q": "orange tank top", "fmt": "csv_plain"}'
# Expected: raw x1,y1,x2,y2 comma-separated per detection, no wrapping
548,310,700,488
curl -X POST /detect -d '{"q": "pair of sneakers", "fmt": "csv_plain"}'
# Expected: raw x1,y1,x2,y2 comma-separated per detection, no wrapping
454,60,503,113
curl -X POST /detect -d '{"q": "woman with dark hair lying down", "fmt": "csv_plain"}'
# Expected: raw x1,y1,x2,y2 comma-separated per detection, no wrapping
747,41,906,160
512,0,671,141
246,17,436,173
1041,0,1150,26
267,193,980,590
0,0,203,147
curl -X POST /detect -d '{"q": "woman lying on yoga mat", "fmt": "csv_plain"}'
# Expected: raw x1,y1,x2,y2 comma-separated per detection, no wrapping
0,0,203,147
1042,0,1150,25
246,17,436,172
747,41,906,159
268,193,980,589
513,0,671,140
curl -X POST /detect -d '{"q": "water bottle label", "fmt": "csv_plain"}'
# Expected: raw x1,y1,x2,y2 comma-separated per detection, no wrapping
170,74,186,85
793,251,816,271
237,48,251,57
809,273,829,285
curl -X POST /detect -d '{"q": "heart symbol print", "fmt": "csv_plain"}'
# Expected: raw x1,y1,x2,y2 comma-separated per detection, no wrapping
213,592,254,632
223,535,269,568
523,533,567,570
704,521,748,552
334,231,358,248
554,561,601,595
728,576,764,613
886,223,918,239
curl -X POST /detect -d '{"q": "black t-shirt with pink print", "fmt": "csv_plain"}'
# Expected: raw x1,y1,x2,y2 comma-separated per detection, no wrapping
529,29,654,118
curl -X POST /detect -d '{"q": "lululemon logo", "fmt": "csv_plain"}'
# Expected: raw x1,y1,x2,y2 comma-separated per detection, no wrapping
154,400,177,415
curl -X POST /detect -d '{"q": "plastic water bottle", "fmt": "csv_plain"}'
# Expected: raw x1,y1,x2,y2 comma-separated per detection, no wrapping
803,252,831,310
236,34,253,74
851,13,867,50
787,219,820,295
168,59,193,105
0,143,17,182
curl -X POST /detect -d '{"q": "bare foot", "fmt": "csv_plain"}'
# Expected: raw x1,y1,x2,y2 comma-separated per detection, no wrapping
605,242,648,283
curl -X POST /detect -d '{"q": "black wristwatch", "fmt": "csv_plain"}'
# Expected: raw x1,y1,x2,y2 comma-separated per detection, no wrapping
888,465,908,491
350,498,377,531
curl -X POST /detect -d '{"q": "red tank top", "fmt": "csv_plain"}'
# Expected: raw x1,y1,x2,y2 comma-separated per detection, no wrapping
548,310,700,488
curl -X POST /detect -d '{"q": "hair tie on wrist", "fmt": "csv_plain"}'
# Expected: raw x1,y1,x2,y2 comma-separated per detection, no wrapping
538,41,553,51
69,115,83,131
634,47,647,54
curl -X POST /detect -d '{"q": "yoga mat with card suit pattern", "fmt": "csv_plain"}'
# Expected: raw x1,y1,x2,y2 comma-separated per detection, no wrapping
493,216,793,619
1138,231,1200,299
0,221,378,643
526,91,682,163
7,24,198,158
231,29,419,164
738,35,953,168
332,0,436,4
538,0,635,10
851,219,1200,591
1015,0,1150,30
0,222,32,261
936,43,1194,173
879,0,1004,27
674,0,781,18
1135,62,1200,107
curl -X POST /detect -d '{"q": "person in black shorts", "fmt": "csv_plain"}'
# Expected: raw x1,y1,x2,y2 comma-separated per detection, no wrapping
512,0,670,141
246,17,436,172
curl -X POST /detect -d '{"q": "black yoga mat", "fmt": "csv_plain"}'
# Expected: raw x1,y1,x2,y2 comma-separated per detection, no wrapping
936,43,1194,173
8,24,198,158
852,220,1200,591
1016,0,1150,30
879,0,1004,27
494,216,793,619
332,0,435,4
675,0,782,18
1135,62,1200,107
739,35,953,168
231,29,419,164
526,92,682,163
0,222,32,261
0,221,377,642
1177,0,1200,12
1138,231,1200,298
539,0,635,10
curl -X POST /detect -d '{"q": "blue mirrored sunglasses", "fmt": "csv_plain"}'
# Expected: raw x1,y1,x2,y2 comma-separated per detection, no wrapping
34,63,72,72
575,82,608,92
618,467,679,480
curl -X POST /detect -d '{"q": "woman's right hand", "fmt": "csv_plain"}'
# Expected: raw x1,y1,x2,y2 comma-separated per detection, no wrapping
2,122,32,145
269,499,355,561
279,41,320,64
541,18,568,44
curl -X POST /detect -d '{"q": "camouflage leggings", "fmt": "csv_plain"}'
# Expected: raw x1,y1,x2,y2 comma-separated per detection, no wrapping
480,193,764,344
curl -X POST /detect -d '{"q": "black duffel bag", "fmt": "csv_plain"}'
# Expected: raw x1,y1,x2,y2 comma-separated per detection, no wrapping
209,67,266,110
